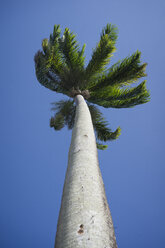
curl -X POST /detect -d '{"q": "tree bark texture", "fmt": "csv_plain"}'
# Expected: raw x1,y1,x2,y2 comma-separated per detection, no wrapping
55,95,117,248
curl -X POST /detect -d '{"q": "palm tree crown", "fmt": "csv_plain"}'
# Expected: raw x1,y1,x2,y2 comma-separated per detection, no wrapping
34,23,150,149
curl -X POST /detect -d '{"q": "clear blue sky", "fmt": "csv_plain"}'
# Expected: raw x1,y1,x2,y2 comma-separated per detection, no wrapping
1,0,165,247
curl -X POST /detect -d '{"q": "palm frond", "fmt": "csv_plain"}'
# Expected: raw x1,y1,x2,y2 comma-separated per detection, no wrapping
35,25,87,92
34,25,69,92
88,104,121,143
104,80,148,101
89,80,150,106
59,28,86,71
49,24,61,44
85,24,118,82
101,23,118,41
41,26,66,76
96,143,108,150
57,28,86,89
34,51,63,92
91,89,150,108
51,100,76,130
50,114,64,130
94,121,121,141
90,50,147,91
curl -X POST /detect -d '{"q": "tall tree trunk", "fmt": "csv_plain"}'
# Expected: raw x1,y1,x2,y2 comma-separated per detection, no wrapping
55,95,117,248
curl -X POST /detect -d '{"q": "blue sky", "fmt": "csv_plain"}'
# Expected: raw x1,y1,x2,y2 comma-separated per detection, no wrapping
0,0,165,247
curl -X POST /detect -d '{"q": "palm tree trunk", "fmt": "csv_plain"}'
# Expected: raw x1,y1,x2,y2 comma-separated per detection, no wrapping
55,94,117,248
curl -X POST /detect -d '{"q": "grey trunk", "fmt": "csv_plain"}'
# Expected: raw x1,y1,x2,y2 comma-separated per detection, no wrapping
55,95,117,248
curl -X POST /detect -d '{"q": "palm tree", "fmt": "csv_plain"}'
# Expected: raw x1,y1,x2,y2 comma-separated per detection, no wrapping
34,24,150,248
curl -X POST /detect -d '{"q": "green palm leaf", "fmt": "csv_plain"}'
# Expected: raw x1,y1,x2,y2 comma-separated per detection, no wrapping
51,100,76,129
92,92,150,108
89,50,147,92
59,28,86,70
42,26,66,77
57,28,86,89
96,143,108,150
50,113,64,130
88,104,121,141
34,51,63,92
88,80,150,108
85,24,118,83
49,24,61,44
